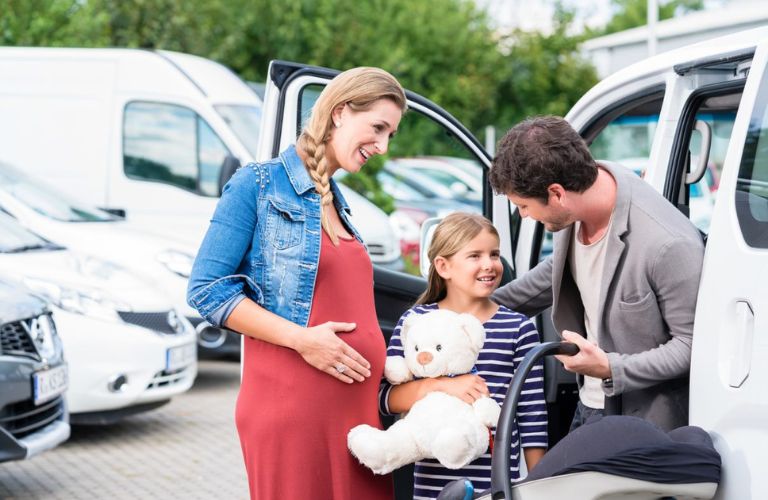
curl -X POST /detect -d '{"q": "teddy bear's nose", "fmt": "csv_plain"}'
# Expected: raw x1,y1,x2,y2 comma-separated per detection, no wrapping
417,352,433,365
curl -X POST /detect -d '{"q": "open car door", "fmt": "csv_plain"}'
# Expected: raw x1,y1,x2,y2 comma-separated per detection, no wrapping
683,39,768,500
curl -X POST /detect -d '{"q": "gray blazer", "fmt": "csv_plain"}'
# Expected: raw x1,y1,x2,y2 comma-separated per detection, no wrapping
493,162,704,431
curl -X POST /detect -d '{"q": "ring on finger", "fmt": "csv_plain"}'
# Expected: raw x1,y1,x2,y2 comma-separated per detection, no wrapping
335,364,347,374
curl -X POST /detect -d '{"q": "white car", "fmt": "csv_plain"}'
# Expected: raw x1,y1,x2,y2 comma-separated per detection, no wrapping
387,156,484,200
337,184,404,269
0,162,240,359
0,212,197,423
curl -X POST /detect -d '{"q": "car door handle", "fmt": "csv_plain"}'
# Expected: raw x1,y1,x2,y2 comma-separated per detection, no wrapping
728,300,754,388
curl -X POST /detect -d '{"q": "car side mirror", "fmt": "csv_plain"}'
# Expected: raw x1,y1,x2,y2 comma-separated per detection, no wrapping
218,155,242,196
418,217,443,278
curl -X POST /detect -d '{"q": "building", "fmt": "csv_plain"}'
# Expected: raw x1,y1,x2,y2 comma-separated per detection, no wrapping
581,0,768,78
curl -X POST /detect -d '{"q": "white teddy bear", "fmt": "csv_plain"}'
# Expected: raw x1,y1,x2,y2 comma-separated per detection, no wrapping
347,309,501,475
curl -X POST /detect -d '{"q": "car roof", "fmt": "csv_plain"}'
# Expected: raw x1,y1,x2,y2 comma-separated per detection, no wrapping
568,26,768,123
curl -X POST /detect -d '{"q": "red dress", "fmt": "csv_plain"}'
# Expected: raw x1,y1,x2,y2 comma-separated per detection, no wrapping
236,231,393,500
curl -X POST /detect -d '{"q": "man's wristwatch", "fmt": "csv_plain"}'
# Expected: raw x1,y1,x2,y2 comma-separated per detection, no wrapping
602,377,613,388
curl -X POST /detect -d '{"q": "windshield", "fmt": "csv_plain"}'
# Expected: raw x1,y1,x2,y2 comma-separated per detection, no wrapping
215,105,262,158
0,211,58,253
0,164,116,222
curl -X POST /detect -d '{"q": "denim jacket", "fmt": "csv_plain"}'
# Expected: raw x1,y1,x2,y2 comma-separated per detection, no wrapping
187,145,363,328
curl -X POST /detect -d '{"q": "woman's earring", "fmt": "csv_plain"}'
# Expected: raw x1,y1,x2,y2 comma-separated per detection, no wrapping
335,122,341,128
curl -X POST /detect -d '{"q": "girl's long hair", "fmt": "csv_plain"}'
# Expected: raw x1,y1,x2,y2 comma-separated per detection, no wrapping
296,67,406,244
416,212,500,305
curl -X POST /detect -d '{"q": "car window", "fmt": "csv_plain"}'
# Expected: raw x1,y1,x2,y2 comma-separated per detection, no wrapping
590,115,659,165
198,119,231,197
686,108,737,233
123,101,231,196
0,212,50,252
0,164,116,222
298,84,485,276
735,71,768,248
215,104,262,158
665,86,741,235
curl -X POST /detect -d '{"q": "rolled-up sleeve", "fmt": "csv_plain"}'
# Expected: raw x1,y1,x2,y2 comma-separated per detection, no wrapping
187,166,264,327
378,310,415,416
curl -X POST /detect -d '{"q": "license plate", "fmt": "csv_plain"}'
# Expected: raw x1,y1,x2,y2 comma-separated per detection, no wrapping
33,364,68,406
166,343,196,372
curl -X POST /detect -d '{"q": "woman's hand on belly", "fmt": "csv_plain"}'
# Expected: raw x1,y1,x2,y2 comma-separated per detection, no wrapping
292,321,372,384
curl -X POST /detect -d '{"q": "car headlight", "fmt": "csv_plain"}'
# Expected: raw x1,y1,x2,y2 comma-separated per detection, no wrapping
31,314,58,360
157,249,195,278
23,277,125,322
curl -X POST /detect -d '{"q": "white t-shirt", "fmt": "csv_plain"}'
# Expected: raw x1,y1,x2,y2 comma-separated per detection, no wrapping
568,218,613,409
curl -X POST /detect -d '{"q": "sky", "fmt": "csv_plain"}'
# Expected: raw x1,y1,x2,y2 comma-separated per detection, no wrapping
475,0,731,34
476,0,613,33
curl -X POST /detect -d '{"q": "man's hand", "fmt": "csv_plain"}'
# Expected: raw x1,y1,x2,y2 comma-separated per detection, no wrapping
554,331,611,379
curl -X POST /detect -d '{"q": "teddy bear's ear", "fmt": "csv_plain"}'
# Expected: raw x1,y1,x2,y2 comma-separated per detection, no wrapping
400,312,419,345
458,313,486,352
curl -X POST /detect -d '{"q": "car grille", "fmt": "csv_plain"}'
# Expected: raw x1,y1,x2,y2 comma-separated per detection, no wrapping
145,366,192,390
0,396,65,439
0,319,38,359
117,311,183,335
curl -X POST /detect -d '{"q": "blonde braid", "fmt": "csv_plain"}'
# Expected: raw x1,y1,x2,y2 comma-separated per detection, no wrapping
298,132,338,244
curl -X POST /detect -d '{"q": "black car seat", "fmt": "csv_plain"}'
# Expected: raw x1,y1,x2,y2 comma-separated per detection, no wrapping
438,342,721,500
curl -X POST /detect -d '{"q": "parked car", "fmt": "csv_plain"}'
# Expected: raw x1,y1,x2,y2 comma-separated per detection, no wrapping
0,212,197,424
0,161,240,360
338,166,478,269
258,26,768,498
337,184,404,270
432,156,485,191
0,47,402,276
382,169,479,267
385,156,483,203
0,279,70,462
384,159,483,209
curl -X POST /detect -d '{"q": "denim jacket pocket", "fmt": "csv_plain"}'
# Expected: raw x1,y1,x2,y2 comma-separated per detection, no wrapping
265,198,306,250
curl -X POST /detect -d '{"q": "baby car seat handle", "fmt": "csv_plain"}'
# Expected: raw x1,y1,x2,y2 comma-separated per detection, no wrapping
490,341,579,500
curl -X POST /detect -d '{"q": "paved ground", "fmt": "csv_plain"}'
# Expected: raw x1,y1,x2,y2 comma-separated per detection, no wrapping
0,361,249,500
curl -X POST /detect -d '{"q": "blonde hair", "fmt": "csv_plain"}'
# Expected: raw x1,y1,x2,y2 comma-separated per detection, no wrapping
296,67,406,244
416,212,500,305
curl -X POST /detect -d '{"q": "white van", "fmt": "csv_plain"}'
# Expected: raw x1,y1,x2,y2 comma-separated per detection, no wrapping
0,47,401,267
0,48,403,358
257,26,768,499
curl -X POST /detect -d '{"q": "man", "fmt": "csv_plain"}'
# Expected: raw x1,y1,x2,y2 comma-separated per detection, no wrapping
490,116,704,431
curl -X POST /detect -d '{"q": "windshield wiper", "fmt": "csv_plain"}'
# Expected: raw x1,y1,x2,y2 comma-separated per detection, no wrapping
2,242,64,253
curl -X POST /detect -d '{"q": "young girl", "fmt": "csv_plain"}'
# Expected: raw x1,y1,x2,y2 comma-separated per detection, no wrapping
378,212,547,499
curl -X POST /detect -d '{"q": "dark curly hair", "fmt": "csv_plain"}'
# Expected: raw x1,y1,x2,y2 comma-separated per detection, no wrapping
489,116,598,202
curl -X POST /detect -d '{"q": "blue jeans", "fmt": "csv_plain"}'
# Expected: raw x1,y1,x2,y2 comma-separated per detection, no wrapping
569,401,605,433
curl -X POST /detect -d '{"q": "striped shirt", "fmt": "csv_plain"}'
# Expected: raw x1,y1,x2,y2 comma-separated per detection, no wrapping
378,303,548,499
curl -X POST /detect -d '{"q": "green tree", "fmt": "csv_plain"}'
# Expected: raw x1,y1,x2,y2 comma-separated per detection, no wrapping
207,0,505,133
493,6,599,129
1,0,597,210
0,0,107,46
597,0,705,36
